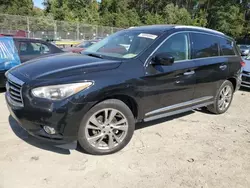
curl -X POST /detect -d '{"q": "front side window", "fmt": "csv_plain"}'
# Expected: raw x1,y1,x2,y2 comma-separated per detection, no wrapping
191,33,219,59
155,33,189,61
84,30,159,59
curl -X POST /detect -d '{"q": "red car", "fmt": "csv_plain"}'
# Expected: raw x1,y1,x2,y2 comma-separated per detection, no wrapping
63,40,98,53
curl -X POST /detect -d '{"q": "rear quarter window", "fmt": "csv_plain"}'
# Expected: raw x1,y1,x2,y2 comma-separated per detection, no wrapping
191,33,220,59
219,38,236,56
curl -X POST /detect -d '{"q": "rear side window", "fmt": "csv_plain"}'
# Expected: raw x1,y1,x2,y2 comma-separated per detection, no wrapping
191,33,219,59
219,38,236,56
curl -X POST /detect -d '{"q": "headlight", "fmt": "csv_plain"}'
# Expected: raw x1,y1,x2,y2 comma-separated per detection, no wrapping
32,82,93,100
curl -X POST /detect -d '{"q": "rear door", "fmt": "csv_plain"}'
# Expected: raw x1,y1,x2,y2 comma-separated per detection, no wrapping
191,32,229,100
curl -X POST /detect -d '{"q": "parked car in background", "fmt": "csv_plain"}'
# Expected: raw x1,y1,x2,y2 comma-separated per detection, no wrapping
0,37,21,88
238,44,250,56
55,40,80,49
5,25,242,155
63,40,98,53
241,55,250,88
0,37,64,88
13,38,63,63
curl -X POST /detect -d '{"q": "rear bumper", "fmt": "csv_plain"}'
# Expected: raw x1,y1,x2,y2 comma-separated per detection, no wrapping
241,73,250,88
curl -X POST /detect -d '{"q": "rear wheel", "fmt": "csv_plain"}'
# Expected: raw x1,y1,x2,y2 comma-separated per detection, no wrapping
207,80,234,114
78,99,135,155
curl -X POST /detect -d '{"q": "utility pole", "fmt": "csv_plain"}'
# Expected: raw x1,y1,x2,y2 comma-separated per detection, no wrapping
27,16,30,38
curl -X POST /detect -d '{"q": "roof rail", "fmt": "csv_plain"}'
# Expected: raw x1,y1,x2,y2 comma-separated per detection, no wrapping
175,26,225,35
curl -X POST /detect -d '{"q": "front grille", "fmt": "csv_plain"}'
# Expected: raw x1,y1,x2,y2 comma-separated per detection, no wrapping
6,74,24,107
242,75,250,82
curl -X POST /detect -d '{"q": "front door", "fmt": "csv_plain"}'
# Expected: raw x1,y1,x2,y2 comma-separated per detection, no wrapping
143,32,197,121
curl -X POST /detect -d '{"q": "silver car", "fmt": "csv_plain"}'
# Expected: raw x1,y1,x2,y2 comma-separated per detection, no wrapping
242,55,250,88
239,45,250,56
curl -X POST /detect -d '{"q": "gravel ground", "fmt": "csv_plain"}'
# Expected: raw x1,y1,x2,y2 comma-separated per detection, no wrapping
0,89,250,188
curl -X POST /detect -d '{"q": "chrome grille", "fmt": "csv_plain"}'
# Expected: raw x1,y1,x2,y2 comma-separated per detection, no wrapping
6,74,24,107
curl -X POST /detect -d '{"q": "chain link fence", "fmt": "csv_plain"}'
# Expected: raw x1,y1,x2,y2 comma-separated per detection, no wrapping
0,14,122,41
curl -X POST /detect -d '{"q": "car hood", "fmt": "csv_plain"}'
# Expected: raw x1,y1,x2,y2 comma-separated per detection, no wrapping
243,59,250,72
10,53,122,80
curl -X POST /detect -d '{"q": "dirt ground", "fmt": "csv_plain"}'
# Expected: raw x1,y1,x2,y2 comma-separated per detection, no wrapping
0,88,250,188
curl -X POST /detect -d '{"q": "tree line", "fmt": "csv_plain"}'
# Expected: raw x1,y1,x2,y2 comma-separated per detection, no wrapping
0,0,250,39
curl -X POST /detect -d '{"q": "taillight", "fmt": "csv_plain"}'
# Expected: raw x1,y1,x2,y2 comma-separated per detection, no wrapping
240,61,246,67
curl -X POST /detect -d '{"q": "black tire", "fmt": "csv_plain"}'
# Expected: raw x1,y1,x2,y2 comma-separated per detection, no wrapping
207,80,234,114
78,99,135,155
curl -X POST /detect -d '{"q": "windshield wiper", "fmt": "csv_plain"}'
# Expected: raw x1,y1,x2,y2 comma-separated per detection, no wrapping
85,53,103,59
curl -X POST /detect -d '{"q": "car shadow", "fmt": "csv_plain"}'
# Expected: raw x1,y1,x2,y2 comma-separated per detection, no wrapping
0,88,6,93
8,110,199,155
8,116,71,155
76,111,196,155
240,87,250,92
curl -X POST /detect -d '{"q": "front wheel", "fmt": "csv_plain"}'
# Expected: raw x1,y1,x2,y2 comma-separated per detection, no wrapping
78,99,135,155
207,80,234,114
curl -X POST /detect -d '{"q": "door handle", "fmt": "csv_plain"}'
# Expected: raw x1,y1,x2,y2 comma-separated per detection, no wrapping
219,65,227,70
183,70,195,76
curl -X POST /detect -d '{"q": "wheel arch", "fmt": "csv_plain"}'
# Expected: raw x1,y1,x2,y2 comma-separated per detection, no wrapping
227,77,237,91
97,94,139,121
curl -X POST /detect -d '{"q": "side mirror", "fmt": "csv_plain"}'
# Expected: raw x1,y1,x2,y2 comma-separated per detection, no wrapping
152,53,174,66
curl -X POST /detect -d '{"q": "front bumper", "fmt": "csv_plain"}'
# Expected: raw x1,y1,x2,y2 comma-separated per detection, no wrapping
6,92,95,145
241,72,250,88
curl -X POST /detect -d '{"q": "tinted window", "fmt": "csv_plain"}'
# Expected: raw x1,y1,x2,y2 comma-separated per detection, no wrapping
220,38,235,56
19,41,50,55
19,42,28,54
191,33,219,59
31,42,50,54
155,33,189,61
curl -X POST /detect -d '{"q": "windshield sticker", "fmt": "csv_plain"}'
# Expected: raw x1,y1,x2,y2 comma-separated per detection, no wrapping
138,33,158,40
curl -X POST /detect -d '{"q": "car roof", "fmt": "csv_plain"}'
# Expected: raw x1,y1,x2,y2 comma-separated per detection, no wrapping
127,25,176,32
13,37,45,42
127,25,229,39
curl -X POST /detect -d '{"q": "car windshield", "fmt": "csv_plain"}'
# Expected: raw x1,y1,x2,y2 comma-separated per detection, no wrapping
83,30,159,59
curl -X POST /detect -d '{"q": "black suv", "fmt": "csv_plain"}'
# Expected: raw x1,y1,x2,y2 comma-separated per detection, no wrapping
5,25,242,155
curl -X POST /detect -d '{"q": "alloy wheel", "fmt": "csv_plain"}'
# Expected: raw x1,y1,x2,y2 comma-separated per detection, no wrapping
85,108,129,150
218,85,233,111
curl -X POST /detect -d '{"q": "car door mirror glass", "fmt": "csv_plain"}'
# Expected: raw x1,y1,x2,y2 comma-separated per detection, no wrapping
152,53,175,66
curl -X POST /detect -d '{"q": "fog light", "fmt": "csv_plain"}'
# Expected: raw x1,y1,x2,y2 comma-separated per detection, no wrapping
43,126,56,135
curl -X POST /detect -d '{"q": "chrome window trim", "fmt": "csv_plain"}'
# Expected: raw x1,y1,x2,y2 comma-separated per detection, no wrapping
144,31,237,67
